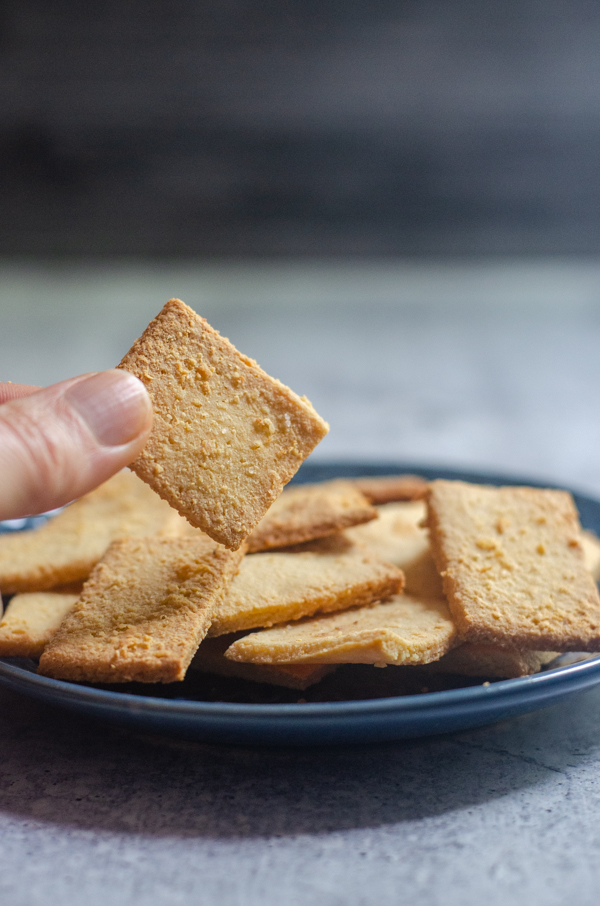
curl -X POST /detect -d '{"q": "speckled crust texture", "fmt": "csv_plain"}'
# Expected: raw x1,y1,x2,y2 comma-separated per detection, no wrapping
207,543,404,636
224,594,456,667
426,480,600,650
190,633,336,689
0,592,80,657
428,643,559,678
345,501,444,597
38,536,244,684
247,480,377,552
117,299,329,550
352,474,428,504
581,530,600,580
0,470,185,594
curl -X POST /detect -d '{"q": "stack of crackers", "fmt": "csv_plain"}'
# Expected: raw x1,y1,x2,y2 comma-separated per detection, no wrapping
1,298,600,695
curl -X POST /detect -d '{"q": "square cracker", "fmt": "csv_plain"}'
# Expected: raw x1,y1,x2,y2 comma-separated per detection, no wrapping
428,643,558,679
207,536,404,637
426,479,600,650
345,501,443,598
247,479,377,552
0,592,80,657
224,593,456,667
0,470,185,594
38,535,244,684
352,474,428,504
118,298,329,550
190,633,336,690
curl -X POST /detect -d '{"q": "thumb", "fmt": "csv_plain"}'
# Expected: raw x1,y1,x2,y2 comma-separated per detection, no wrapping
0,370,153,520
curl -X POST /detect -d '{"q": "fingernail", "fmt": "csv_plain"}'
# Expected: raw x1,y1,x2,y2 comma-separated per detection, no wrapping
65,370,152,446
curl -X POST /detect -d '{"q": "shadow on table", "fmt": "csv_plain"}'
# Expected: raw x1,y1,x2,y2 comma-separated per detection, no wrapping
0,684,596,840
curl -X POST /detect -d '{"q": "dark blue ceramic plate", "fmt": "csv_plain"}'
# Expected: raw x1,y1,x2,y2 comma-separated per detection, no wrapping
1,462,600,747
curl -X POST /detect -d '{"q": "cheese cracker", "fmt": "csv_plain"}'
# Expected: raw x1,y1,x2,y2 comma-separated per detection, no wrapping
38,535,244,684
247,479,377,552
345,501,443,597
426,480,600,650
208,541,403,637
352,474,428,504
428,643,559,679
0,592,80,657
118,299,329,550
225,594,456,667
190,633,335,690
0,470,185,594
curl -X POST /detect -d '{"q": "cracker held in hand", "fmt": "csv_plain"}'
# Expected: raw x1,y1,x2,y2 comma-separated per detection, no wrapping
225,594,456,667
0,592,80,657
190,633,335,690
0,470,185,594
428,643,558,679
207,540,403,637
39,536,244,684
118,299,329,550
247,479,377,552
345,501,443,597
427,480,600,650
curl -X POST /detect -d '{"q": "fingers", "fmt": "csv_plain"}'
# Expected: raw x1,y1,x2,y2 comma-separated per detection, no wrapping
0,370,153,520
0,383,41,405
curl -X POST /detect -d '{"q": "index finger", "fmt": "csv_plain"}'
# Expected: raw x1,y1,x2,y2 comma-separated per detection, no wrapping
0,383,42,406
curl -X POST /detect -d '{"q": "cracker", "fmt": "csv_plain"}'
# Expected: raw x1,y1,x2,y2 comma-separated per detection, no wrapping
0,470,185,594
426,480,600,650
38,536,244,684
247,479,377,552
118,298,329,550
224,594,456,667
190,633,336,690
0,592,80,657
581,529,600,581
352,474,428,504
345,501,443,597
428,643,559,679
207,541,404,637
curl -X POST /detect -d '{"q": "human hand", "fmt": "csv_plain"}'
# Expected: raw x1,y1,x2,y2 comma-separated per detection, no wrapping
0,370,152,521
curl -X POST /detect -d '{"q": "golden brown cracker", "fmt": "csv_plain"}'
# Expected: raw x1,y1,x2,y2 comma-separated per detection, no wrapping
247,479,377,552
0,470,184,594
208,543,404,637
118,298,329,550
38,535,244,684
0,592,80,657
352,474,428,504
225,593,456,667
426,480,600,650
581,529,600,581
345,501,443,597
429,643,558,679
190,633,336,690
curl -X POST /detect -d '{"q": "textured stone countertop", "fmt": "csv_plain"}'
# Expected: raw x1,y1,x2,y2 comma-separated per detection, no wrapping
2,260,600,905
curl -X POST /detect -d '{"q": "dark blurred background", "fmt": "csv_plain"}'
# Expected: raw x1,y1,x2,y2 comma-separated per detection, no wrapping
2,0,600,258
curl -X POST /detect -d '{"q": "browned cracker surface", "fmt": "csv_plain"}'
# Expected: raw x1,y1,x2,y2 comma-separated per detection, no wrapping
190,633,336,689
118,298,329,550
207,542,403,637
352,474,428,504
345,501,443,597
426,479,600,650
429,643,558,679
247,479,377,552
38,535,244,684
581,530,600,581
0,592,80,657
225,593,456,666
0,470,185,594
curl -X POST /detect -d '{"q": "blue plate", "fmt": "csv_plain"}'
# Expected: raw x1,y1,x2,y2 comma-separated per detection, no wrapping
1,462,600,746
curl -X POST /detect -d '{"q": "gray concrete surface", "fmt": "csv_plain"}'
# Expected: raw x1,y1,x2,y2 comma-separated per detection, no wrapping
2,259,600,904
